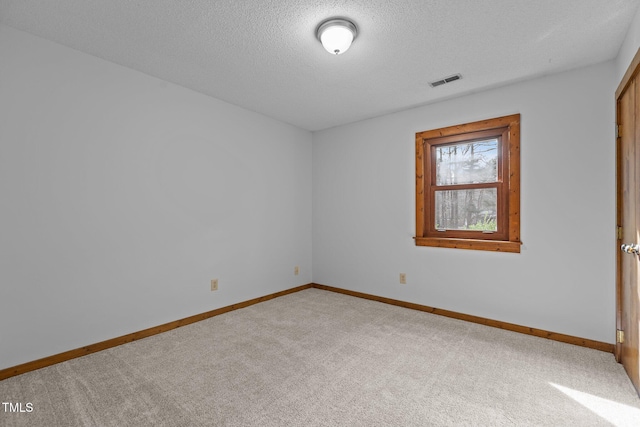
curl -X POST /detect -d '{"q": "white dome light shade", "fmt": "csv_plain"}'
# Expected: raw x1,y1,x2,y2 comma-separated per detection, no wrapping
316,19,357,55
320,25,353,55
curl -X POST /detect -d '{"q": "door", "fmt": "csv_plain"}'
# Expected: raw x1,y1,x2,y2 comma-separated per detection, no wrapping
617,58,640,397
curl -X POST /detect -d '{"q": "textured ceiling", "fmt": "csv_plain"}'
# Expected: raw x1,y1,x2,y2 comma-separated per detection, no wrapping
1,0,638,131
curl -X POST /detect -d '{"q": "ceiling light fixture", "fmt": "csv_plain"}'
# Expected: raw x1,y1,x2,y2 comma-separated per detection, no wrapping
316,18,357,55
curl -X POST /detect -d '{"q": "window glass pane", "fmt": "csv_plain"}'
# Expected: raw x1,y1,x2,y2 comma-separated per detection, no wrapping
435,189,497,231
435,139,498,185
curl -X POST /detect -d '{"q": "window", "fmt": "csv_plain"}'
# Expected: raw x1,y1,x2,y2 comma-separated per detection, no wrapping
415,114,521,252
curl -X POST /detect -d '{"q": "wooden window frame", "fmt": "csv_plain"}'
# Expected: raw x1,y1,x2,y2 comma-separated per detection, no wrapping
415,114,521,253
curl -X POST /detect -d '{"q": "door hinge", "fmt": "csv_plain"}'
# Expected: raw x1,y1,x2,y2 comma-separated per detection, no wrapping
616,124,621,138
618,226,623,240
617,329,625,344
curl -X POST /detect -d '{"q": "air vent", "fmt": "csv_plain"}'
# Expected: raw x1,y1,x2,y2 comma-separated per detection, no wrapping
429,73,462,88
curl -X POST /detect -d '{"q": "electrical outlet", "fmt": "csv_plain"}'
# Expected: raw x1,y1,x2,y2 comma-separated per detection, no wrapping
294,266,299,276
211,279,218,291
399,273,406,284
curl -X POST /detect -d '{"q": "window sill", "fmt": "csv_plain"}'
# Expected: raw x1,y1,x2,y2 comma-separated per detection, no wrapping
414,237,521,253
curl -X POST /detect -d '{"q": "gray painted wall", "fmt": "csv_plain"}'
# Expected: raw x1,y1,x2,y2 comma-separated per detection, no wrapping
0,25,313,370
312,61,617,343
616,2,640,83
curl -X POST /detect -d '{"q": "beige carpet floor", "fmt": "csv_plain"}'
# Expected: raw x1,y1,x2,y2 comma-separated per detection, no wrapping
1,288,639,426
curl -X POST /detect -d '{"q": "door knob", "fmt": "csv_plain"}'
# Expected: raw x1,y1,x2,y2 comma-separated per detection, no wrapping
621,243,640,255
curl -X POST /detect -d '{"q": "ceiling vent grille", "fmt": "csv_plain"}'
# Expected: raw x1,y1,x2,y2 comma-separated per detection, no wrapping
429,74,462,88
